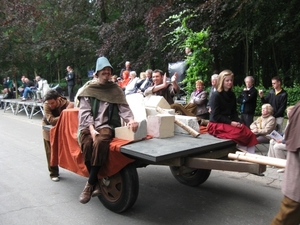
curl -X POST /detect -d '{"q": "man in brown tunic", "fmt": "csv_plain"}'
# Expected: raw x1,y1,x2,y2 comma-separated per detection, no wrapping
42,90,73,181
77,57,138,204
144,69,179,105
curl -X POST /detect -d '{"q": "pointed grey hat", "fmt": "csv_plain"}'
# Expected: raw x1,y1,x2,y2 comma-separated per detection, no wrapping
95,56,113,73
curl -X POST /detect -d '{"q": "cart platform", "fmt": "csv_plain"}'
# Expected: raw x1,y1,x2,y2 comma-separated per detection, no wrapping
120,134,235,162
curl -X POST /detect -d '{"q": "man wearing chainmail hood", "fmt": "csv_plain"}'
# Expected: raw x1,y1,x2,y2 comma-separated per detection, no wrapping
77,56,138,204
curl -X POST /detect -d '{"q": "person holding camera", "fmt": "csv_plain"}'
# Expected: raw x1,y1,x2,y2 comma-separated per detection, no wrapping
259,76,288,133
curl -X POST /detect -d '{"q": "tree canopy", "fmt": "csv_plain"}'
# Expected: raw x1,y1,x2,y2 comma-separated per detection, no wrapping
1,0,299,88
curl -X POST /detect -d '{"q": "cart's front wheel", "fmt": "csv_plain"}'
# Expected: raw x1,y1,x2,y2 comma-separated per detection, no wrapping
170,166,211,187
98,163,139,213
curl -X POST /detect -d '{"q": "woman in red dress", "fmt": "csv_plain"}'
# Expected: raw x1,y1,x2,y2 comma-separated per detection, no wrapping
207,69,258,153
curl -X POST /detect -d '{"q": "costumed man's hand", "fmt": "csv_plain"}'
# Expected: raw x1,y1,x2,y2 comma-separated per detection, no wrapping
171,72,178,83
162,73,168,87
89,125,99,142
91,130,99,142
127,119,139,132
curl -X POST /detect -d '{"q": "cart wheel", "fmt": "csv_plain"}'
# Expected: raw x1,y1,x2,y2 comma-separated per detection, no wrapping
170,166,211,187
98,163,139,213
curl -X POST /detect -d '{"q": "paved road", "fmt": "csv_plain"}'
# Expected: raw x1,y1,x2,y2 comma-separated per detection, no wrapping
0,110,283,225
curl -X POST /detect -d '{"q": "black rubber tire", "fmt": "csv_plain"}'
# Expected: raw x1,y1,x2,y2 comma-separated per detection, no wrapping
98,163,139,213
170,166,211,187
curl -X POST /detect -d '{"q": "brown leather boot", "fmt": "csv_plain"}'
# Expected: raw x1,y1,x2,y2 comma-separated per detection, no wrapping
91,181,102,197
79,181,93,204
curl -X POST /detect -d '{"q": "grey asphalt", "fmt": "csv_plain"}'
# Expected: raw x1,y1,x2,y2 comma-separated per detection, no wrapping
0,108,284,225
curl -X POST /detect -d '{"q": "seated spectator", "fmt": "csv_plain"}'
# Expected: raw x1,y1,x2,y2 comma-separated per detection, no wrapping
135,69,153,94
125,71,139,95
133,71,146,93
136,71,146,87
207,70,258,153
35,75,50,102
118,70,130,90
268,105,295,159
18,76,26,96
2,77,14,99
250,103,276,143
21,77,36,101
170,80,209,120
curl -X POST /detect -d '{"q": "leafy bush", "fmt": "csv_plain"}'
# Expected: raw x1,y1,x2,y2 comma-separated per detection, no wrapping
184,30,213,95
162,10,213,96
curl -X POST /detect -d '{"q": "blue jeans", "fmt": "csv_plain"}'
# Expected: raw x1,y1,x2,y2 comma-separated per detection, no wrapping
23,87,34,98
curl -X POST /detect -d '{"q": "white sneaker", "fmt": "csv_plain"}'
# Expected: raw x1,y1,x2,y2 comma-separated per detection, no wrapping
51,177,60,182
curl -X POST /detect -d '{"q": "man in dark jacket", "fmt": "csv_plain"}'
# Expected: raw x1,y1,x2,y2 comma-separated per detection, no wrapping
119,61,133,78
237,76,258,127
21,78,36,101
259,76,288,133
65,66,75,102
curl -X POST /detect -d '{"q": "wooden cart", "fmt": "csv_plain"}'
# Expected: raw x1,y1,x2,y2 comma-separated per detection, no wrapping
47,109,266,213
96,134,266,213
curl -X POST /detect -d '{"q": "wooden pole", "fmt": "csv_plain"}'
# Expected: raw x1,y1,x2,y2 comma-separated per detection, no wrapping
235,151,284,163
228,152,286,168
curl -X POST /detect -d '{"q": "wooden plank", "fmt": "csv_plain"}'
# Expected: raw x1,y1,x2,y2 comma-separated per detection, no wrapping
185,157,266,174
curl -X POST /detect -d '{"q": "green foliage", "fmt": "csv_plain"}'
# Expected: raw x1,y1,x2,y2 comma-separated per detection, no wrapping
163,10,213,95
1,0,300,91
0,0,101,81
161,9,194,52
184,30,213,94
282,87,300,108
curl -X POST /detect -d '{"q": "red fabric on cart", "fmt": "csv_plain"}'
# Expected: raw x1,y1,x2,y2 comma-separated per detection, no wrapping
199,125,208,134
50,108,135,178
